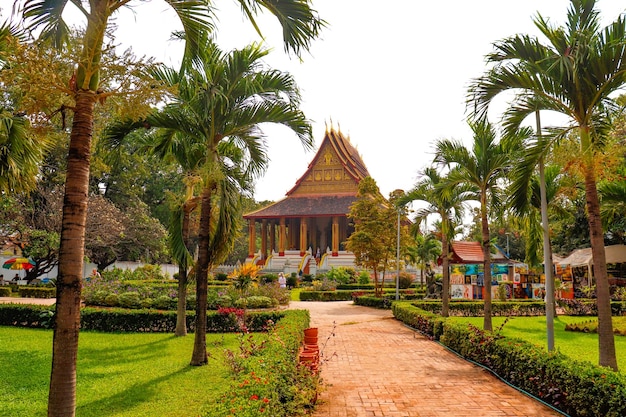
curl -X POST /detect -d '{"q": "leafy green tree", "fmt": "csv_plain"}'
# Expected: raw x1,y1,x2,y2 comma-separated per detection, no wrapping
468,0,626,369
434,119,517,329
13,1,322,414
401,167,470,316
347,177,399,297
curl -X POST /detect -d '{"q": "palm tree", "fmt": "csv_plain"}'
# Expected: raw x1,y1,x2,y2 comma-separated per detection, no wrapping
406,231,441,288
0,108,44,193
468,0,626,370
141,38,313,365
15,1,322,414
401,167,470,317
434,119,517,330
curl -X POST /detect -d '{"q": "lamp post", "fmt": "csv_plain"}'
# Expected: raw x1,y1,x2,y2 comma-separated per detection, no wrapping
396,207,400,301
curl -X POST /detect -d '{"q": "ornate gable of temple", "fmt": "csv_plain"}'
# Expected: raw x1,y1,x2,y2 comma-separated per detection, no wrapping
286,128,369,197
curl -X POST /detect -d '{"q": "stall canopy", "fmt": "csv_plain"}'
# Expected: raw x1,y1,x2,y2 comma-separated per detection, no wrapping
442,241,510,265
558,244,626,267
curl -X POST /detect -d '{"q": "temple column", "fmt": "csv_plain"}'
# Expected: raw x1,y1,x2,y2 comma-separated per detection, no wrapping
300,218,308,256
269,220,276,254
310,218,318,254
279,217,286,256
332,216,339,256
261,220,268,259
289,219,297,249
248,219,256,258
320,218,328,251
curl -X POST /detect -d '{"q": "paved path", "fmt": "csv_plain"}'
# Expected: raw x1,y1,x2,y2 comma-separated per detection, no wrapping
290,301,563,417
0,297,55,305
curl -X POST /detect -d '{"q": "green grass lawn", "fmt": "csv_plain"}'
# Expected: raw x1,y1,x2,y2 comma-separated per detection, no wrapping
448,315,626,370
0,327,241,417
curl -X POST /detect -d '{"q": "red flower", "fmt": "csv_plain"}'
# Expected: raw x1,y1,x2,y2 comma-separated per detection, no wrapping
262,398,269,403
250,394,259,400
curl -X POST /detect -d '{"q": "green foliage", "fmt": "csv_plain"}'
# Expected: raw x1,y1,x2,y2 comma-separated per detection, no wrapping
0,286,11,296
411,300,547,316
299,290,353,301
82,275,288,311
0,303,284,333
325,266,355,284
311,278,336,291
353,295,392,309
286,275,298,288
259,273,278,284
238,296,276,309
207,310,317,417
397,272,414,289
99,266,170,281
117,292,142,308
17,286,55,299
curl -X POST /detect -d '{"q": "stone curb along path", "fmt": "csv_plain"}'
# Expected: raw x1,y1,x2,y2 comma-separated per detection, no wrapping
289,301,563,417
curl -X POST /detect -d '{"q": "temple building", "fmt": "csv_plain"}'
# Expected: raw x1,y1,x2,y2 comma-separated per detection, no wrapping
243,128,370,275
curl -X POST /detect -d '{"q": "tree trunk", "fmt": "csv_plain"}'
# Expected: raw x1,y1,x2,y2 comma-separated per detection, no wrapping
481,199,493,332
175,206,194,337
191,187,212,365
583,165,618,370
441,237,450,317
175,268,188,337
48,91,96,417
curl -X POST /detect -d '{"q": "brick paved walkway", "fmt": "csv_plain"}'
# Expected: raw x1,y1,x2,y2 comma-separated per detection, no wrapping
290,301,563,417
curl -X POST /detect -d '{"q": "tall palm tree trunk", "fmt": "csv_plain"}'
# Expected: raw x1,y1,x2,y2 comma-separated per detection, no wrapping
191,187,213,365
175,203,196,337
48,91,96,417
583,165,617,370
481,200,493,331
536,110,555,351
176,269,188,337
441,237,450,317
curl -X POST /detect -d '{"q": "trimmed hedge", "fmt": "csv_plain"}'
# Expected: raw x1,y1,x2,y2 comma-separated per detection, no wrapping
411,300,547,316
557,299,626,316
301,289,422,302
0,287,11,297
18,287,56,299
0,303,285,333
392,302,626,417
299,290,355,301
353,296,392,309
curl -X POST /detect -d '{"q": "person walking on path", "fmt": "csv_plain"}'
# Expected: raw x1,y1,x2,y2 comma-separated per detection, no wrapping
290,301,562,417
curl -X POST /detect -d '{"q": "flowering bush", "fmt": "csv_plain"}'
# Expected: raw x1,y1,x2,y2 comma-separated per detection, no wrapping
229,263,261,293
311,278,337,291
206,310,318,417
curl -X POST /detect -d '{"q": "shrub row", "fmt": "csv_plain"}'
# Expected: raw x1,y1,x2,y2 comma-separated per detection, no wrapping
18,287,56,299
411,300,547,316
206,309,318,417
299,290,356,301
0,287,11,297
353,296,392,309
392,302,626,417
0,303,284,333
557,299,626,316
300,289,423,302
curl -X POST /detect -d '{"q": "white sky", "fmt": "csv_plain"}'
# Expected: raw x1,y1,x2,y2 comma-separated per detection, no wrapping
54,1,626,201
